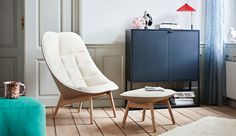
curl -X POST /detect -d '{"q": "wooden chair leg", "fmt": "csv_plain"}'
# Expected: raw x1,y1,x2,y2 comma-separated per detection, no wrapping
53,106,60,119
122,101,130,128
150,104,156,133
78,101,83,113
166,99,175,124
108,91,116,117
89,97,94,124
142,108,146,121
53,96,63,119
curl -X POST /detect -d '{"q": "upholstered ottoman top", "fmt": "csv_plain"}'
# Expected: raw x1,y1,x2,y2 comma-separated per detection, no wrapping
0,96,44,109
121,88,175,103
0,96,46,136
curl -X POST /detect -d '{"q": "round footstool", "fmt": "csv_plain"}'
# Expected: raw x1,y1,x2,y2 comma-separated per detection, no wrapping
120,88,176,133
0,96,46,136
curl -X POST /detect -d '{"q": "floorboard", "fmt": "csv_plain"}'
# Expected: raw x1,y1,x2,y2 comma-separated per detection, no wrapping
47,106,236,136
104,108,149,136
142,109,178,131
54,108,79,136
93,108,125,136
203,106,236,118
71,108,103,136
189,107,222,117
157,108,193,126
174,108,204,121
121,108,166,135
46,108,56,136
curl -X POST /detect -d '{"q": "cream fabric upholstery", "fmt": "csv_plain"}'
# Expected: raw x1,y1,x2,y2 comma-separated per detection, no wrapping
121,88,175,103
42,32,118,95
121,88,175,98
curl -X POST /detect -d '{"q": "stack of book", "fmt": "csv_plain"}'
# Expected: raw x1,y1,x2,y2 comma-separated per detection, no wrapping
156,23,181,29
171,91,195,106
144,86,165,92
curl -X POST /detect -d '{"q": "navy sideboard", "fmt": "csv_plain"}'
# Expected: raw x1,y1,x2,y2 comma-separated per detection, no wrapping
125,29,200,107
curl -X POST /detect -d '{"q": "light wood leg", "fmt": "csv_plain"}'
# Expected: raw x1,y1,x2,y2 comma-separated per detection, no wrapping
150,104,156,133
53,106,60,119
89,97,94,124
108,91,116,117
122,101,130,128
166,99,175,124
53,96,63,119
142,108,146,121
78,102,83,113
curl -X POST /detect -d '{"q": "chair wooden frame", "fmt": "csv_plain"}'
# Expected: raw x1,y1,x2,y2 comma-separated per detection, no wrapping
50,74,117,124
53,91,116,124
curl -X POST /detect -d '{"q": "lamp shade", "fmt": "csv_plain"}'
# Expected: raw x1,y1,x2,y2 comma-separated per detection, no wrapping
177,3,196,12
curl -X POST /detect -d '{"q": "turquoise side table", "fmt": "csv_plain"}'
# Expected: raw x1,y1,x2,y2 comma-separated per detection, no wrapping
0,96,46,136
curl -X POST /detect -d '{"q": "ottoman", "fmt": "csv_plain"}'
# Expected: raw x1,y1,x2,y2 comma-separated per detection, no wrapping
121,88,176,133
0,96,46,136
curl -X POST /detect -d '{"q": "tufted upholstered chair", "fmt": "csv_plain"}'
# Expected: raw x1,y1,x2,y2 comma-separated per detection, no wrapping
42,32,118,124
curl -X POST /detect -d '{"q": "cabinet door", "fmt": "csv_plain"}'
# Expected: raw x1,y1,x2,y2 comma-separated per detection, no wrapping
132,30,168,81
169,31,199,81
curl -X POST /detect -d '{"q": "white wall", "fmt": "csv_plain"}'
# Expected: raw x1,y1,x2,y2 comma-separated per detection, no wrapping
80,0,236,44
80,0,206,44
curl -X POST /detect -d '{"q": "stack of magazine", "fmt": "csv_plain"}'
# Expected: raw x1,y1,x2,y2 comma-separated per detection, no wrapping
156,23,181,29
144,86,165,92
171,91,195,106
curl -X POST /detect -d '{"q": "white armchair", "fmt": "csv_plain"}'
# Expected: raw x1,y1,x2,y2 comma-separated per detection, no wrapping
42,32,118,124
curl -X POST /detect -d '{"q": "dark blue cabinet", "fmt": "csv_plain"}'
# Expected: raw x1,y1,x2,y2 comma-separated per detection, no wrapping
126,29,199,82
168,31,199,81
132,30,169,81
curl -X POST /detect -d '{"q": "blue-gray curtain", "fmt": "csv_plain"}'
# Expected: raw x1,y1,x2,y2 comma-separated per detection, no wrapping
205,0,225,105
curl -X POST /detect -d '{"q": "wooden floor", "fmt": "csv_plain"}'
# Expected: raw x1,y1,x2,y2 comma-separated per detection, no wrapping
46,106,236,136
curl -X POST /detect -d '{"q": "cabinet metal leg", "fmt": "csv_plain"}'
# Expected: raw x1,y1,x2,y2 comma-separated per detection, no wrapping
130,81,133,90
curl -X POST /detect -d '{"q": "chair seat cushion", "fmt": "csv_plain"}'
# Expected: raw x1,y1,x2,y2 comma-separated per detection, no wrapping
0,96,46,136
77,81,118,94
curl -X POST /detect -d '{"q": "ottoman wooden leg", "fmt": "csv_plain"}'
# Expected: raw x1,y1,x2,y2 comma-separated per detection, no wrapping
78,102,82,113
166,99,175,124
150,103,156,133
142,108,146,121
122,101,130,127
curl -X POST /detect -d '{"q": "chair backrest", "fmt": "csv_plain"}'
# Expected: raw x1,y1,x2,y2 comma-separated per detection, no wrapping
42,32,111,96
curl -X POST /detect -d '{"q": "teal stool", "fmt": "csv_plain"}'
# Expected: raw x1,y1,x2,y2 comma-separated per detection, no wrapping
0,96,46,136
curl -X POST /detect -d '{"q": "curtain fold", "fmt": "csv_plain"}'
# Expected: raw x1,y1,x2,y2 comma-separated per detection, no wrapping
205,0,225,105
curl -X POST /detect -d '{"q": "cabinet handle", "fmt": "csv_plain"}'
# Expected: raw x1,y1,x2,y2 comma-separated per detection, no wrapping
168,30,173,33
